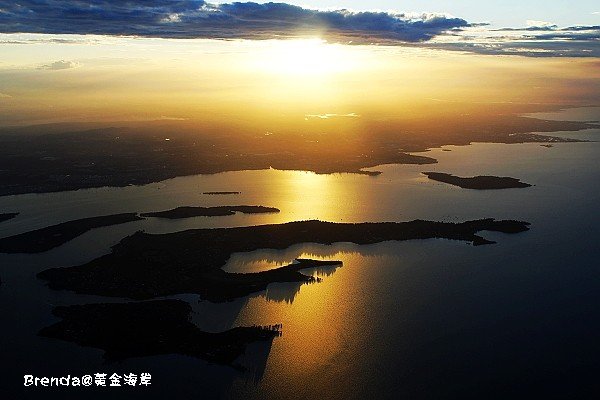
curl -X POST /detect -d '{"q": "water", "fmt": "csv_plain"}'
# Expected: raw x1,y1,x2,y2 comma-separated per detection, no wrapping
1,108,599,399
524,106,600,124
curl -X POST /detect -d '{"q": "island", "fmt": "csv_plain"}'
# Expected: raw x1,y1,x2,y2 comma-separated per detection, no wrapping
0,212,19,223
203,191,241,195
39,299,281,367
141,205,280,219
423,172,532,190
38,219,529,301
0,213,143,254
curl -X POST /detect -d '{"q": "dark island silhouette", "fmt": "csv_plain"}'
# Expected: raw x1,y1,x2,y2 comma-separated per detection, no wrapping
39,299,281,367
141,205,280,219
423,172,532,189
42,257,341,303
0,212,19,223
38,219,529,301
203,191,241,195
0,213,143,254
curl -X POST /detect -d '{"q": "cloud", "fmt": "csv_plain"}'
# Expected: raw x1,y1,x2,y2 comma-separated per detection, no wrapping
442,24,600,57
490,25,600,42
37,60,81,70
530,31,600,41
429,41,599,58
0,1,597,58
526,20,555,28
0,1,468,43
159,115,188,121
495,24,599,32
304,113,360,120
0,35,103,45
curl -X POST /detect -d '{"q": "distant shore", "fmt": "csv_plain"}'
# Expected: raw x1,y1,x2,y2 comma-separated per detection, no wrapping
0,115,590,196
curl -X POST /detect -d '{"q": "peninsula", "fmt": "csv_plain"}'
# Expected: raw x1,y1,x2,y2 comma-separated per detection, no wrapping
203,191,241,195
141,205,279,219
423,172,532,189
39,299,281,366
38,219,529,301
0,213,143,253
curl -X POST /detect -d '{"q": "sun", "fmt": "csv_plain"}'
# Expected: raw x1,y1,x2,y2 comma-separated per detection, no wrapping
251,39,359,76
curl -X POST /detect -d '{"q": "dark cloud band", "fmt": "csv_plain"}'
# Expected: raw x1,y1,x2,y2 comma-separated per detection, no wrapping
0,1,597,57
0,1,468,42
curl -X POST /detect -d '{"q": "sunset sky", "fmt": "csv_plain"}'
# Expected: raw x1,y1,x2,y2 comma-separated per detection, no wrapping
0,1,599,125
1,5,599,398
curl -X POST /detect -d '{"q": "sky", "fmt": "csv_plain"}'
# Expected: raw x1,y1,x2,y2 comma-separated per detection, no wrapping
0,1,599,126
1,1,599,56
239,0,600,28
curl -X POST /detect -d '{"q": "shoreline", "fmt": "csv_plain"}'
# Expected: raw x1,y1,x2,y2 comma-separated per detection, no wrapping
0,115,592,197
38,219,530,301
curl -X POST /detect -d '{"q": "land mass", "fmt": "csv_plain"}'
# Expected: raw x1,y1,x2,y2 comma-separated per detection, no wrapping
203,191,241,195
423,172,532,189
38,219,529,301
0,213,143,254
0,112,590,196
141,205,279,219
39,299,281,367
0,212,19,223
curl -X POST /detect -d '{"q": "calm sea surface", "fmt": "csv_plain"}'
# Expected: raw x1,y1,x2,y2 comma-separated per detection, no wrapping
1,108,599,399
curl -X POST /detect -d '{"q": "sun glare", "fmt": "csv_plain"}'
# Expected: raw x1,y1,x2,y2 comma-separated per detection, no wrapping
252,39,359,76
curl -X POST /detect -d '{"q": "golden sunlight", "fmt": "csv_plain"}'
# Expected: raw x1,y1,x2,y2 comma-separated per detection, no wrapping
250,39,361,76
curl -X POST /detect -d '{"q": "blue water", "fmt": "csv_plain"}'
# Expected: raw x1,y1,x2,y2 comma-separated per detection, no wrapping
0,109,599,399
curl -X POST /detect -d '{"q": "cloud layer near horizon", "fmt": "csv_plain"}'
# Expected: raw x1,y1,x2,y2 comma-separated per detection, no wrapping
0,1,598,57
37,60,81,70
0,0,469,42
446,24,600,57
